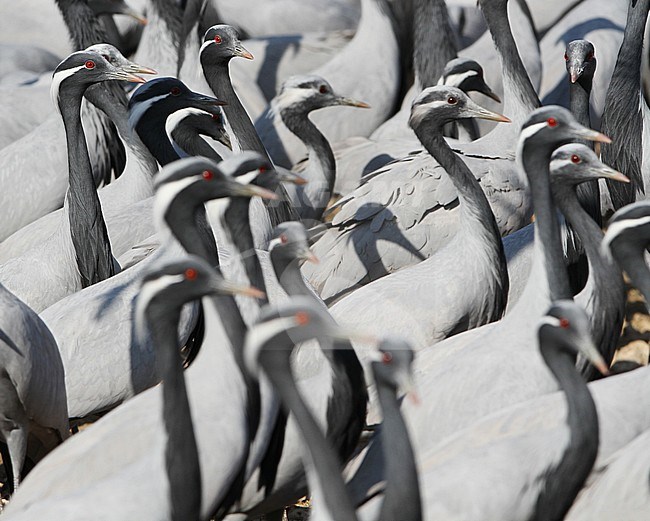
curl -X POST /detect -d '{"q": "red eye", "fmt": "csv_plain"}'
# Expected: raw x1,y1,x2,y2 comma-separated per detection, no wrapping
564,52,569,61
382,352,393,364
85,60,95,69
280,234,288,244
185,268,198,280
586,51,594,60
202,170,213,180
447,96,458,105
571,154,581,164
295,311,310,325
170,86,181,96
319,85,328,94
259,166,266,174
547,117,558,127
211,114,220,122
214,34,222,44
559,318,570,329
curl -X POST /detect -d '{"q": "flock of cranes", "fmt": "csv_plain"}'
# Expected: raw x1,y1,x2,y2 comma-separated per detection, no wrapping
1,0,650,519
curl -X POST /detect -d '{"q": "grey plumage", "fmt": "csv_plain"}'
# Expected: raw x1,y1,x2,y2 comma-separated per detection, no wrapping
303,0,539,303
329,86,510,351
602,200,650,304
274,75,369,224
255,0,401,168
0,284,69,492
600,0,650,208
0,49,149,312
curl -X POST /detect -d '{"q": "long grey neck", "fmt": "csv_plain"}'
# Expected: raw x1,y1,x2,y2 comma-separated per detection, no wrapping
375,380,422,521
421,131,503,239
570,78,593,132
620,250,650,306
569,77,601,228
165,203,219,268
521,143,571,300
137,110,182,166
61,91,115,287
171,127,223,162
533,345,598,520
413,0,457,89
148,307,202,521
90,84,158,179
224,199,269,305
202,60,270,161
270,251,368,462
418,127,508,302
555,188,624,378
600,0,650,209
56,0,107,49
480,0,539,129
166,200,262,447
261,344,358,521
282,106,335,220
202,58,298,224
271,255,314,299
56,0,127,186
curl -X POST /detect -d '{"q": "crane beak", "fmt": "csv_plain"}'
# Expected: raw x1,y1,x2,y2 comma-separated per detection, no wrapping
216,130,232,150
595,165,630,184
210,277,266,299
570,124,611,144
109,71,146,83
475,78,501,103
567,61,584,84
399,373,420,405
575,335,610,376
127,63,157,75
299,249,319,264
125,8,148,25
234,184,279,200
278,170,307,185
463,97,509,122
234,43,254,60
336,96,371,109
188,92,228,114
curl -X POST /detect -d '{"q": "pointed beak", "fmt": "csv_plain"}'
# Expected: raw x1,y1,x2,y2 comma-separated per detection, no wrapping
475,78,501,103
299,249,319,264
577,336,610,376
595,165,630,184
468,104,510,123
110,71,146,83
235,184,279,200
464,95,509,122
278,170,307,185
125,8,148,25
336,96,371,109
189,92,228,114
217,129,232,150
210,277,266,299
568,62,584,84
126,62,157,75
572,125,612,144
234,43,254,60
400,373,420,405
